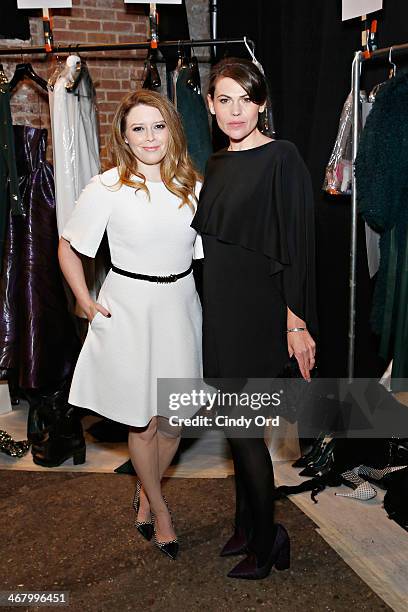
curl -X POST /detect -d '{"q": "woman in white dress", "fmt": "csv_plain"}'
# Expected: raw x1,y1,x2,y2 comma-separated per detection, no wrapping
58,90,203,561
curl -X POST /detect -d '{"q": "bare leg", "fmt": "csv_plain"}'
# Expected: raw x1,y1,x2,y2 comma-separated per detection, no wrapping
128,417,176,542
157,416,182,477
136,417,181,528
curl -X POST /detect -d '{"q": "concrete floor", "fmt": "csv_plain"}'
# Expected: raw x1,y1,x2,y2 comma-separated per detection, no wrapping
1,471,391,612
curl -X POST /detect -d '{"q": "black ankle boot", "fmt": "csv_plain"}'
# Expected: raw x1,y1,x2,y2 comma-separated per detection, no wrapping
31,403,86,468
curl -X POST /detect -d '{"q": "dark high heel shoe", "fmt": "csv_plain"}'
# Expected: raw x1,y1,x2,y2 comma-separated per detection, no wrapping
152,500,179,560
227,524,290,580
132,480,153,541
298,439,336,477
292,432,326,468
220,526,248,557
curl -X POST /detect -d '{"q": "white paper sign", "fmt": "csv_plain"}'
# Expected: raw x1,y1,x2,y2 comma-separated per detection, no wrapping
124,1,182,3
342,0,383,21
17,0,72,7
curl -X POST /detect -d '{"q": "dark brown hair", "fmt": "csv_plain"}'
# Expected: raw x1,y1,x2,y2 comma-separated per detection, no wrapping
208,57,267,104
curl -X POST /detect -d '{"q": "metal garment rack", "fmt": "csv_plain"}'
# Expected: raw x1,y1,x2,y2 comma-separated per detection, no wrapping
349,41,408,381
0,37,254,57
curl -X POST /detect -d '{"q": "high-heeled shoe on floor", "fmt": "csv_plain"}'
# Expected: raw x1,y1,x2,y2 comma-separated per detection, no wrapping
220,526,249,557
227,524,290,580
292,432,326,468
298,439,336,477
334,470,377,500
356,464,408,489
152,500,179,560
132,480,153,541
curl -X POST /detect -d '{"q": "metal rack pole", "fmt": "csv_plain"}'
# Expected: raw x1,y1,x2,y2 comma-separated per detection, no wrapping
210,0,218,58
0,37,255,57
348,50,362,382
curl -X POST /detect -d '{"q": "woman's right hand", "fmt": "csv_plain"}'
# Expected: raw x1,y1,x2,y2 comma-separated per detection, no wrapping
84,301,111,323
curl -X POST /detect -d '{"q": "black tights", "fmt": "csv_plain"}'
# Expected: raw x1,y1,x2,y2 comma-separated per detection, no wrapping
227,434,276,565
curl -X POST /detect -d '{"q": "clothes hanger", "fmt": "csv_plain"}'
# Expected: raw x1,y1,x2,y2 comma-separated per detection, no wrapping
142,46,161,90
9,55,48,93
176,40,189,69
388,46,397,79
369,46,397,102
243,36,264,74
186,43,201,94
47,44,64,91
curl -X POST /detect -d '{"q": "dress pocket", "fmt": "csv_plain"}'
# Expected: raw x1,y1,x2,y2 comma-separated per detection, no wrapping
90,311,108,329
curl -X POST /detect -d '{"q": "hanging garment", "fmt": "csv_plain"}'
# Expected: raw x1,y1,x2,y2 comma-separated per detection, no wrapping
0,81,23,263
49,55,104,304
175,66,212,174
361,96,380,279
355,71,408,388
49,55,100,234
0,126,79,390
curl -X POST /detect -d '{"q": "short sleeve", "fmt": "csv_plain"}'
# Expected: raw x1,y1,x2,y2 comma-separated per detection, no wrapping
61,175,112,258
279,145,318,336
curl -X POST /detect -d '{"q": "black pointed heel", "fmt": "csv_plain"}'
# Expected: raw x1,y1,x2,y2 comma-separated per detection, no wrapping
152,499,178,560
132,480,153,541
292,432,325,468
227,524,290,580
220,527,248,557
298,439,336,477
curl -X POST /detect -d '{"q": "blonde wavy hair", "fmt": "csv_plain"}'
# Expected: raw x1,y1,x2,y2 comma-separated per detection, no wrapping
108,90,200,212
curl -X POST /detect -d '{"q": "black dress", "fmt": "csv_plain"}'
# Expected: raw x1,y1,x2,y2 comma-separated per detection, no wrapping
192,139,317,380
191,140,317,567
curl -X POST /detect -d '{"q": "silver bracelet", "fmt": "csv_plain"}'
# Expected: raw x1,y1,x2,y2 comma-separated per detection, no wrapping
286,327,307,333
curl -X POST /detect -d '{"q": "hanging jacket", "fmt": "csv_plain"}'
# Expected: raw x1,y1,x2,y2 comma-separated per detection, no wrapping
49,56,106,305
355,71,408,389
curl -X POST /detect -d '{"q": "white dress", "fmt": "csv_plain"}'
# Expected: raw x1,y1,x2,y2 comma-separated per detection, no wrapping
62,168,203,427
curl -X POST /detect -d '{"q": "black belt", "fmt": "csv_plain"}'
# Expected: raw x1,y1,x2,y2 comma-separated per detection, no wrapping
111,263,193,283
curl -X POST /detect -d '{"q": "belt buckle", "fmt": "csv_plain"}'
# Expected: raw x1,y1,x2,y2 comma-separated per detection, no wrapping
156,273,177,284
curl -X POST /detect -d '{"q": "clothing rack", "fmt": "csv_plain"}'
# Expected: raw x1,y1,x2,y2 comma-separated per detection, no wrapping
349,41,408,381
0,37,255,56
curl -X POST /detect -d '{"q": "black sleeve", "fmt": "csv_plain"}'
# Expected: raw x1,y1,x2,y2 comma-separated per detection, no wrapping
278,144,318,336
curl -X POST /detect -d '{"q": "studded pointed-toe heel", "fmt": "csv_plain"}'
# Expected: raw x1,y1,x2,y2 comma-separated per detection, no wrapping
152,499,179,560
132,480,153,541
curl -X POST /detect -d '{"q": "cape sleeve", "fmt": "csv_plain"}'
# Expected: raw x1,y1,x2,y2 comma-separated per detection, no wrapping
277,144,318,336
61,175,113,258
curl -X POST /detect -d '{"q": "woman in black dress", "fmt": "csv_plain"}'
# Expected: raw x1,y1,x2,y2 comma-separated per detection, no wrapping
191,58,317,579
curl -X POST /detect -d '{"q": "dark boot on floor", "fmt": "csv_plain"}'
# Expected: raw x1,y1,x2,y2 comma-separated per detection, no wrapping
31,401,86,468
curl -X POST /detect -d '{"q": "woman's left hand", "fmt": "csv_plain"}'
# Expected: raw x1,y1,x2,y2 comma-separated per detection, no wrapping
287,330,316,382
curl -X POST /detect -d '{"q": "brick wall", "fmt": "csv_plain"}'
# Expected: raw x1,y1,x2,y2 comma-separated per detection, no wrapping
2,0,148,166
